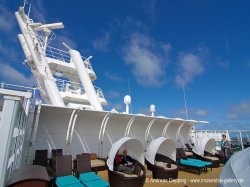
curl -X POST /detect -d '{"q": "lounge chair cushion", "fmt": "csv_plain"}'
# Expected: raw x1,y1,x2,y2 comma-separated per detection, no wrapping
79,172,101,182
56,175,80,186
187,158,212,166
155,161,177,170
155,161,164,168
185,151,193,157
79,177,109,187
91,159,106,167
203,156,219,161
180,159,205,167
116,171,138,178
61,183,85,187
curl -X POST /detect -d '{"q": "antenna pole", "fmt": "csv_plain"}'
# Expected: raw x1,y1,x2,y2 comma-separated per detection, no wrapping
23,0,27,8
63,42,72,50
128,78,131,95
128,78,132,113
182,83,188,120
27,3,31,18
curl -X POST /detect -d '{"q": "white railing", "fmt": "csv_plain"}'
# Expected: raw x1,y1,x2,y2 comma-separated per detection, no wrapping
195,130,250,150
45,46,94,71
55,79,85,94
46,46,71,63
0,82,38,97
94,86,105,99
55,79,105,99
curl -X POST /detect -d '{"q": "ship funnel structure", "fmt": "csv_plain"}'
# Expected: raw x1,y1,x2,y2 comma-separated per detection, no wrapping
69,49,103,111
124,95,131,114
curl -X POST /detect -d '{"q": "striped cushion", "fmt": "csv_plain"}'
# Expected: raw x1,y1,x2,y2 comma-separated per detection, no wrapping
91,159,105,167
116,171,138,177
185,151,194,157
204,156,219,161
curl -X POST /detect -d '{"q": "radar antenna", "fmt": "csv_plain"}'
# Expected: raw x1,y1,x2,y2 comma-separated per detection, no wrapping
23,0,28,8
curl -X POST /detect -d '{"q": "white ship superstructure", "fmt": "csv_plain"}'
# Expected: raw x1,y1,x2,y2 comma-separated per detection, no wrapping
16,6,107,110
0,3,249,187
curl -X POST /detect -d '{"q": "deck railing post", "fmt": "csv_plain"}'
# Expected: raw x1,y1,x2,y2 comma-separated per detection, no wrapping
239,131,244,150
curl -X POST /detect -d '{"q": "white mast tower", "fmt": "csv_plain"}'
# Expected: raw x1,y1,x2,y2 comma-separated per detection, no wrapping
15,4,107,110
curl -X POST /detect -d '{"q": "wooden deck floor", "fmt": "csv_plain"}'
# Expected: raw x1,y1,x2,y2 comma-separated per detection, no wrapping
97,166,222,187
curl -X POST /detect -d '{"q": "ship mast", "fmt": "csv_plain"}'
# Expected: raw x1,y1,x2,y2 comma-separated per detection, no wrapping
15,3,106,110
15,6,65,106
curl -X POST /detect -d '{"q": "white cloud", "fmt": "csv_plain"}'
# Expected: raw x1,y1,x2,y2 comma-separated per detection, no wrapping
162,44,172,53
31,0,46,23
218,60,229,68
171,109,186,119
114,17,147,34
54,34,77,50
92,32,111,52
122,33,170,87
247,60,250,68
138,108,151,116
175,53,204,87
0,63,35,86
225,100,250,120
113,104,123,111
106,90,120,99
104,72,123,82
29,1,77,51
142,0,157,22
171,108,208,119
193,109,208,117
197,121,250,131
0,5,15,33
0,40,20,60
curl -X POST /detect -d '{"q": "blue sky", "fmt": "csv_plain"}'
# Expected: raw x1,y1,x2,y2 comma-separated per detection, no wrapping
0,0,250,130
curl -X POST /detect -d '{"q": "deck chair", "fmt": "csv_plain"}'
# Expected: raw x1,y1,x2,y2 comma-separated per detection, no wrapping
52,149,63,160
179,159,206,174
108,160,146,187
34,149,48,166
184,144,194,157
185,143,193,152
89,153,107,173
202,151,220,168
176,148,212,174
146,154,178,179
51,149,63,170
55,155,84,187
76,154,109,187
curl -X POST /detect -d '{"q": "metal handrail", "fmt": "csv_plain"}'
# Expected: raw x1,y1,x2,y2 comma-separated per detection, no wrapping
94,86,105,99
0,82,38,96
55,79,105,99
55,79,85,94
45,46,94,71
46,46,70,63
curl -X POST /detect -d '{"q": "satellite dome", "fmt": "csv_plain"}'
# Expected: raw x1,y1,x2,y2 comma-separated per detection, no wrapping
124,95,131,105
150,104,156,113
